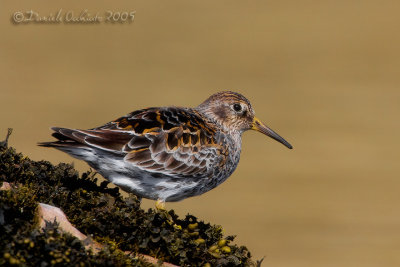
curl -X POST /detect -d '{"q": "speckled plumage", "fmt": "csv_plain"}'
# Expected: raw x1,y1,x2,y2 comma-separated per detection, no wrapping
39,91,292,202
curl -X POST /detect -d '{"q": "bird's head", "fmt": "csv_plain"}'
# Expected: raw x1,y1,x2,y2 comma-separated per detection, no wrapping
196,91,292,149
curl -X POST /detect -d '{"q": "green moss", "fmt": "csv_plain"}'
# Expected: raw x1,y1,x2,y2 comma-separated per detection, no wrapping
0,187,151,266
0,142,255,266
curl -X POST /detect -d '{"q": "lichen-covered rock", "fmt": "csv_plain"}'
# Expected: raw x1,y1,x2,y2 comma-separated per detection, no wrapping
0,142,255,266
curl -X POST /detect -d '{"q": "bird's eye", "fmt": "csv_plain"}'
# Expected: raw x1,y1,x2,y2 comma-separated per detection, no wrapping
233,103,242,112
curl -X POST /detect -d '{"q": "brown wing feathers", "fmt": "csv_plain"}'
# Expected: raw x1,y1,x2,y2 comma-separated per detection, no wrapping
120,108,221,177
41,107,223,178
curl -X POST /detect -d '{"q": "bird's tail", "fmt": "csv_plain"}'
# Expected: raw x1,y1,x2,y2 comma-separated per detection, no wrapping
38,127,86,148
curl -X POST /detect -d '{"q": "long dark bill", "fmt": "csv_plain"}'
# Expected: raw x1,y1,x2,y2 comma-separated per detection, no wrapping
252,117,293,149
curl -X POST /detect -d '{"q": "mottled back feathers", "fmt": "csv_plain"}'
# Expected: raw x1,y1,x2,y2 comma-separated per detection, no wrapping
40,107,229,179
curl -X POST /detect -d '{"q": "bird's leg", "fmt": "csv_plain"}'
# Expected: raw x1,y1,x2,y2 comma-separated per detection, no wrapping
155,199,166,211
155,199,182,230
155,199,170,220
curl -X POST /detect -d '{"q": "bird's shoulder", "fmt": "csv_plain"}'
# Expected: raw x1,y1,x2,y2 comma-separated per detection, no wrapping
97,107,219,137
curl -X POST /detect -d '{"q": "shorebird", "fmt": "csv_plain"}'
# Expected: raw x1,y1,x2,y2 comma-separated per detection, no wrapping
39,91,292,207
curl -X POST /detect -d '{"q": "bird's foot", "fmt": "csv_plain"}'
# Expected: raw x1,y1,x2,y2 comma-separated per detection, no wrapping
155,199,182,230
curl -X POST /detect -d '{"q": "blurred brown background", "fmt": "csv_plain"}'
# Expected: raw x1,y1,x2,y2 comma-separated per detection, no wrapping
1,1,400,266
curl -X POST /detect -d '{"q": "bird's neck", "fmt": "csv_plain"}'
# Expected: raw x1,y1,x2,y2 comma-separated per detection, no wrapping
227,129,242,157
218,129,242,170
194,107,238,135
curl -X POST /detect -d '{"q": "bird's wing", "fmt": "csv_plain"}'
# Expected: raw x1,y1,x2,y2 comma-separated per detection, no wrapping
51,108,228,178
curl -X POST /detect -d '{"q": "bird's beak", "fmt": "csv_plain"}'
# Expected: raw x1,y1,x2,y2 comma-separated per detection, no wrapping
252,117,293,149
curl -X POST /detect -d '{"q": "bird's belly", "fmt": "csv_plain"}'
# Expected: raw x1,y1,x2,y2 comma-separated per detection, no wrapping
57,146,231,202
109,174,203,202
84,154,198,201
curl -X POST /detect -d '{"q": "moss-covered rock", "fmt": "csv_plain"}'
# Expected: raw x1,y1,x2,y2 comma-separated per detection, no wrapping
0,136,255,266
